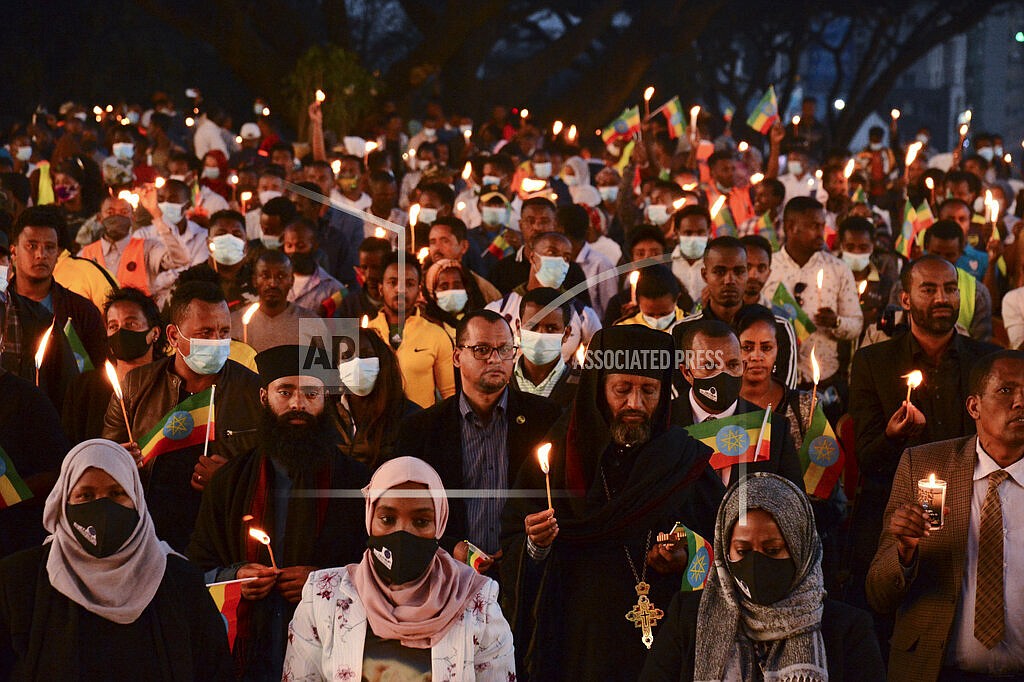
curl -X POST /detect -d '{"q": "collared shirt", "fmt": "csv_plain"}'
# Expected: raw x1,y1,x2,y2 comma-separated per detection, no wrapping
459,390,509,554
671,253,705,304
575,242,617,320
486,289,600,364
948,441,1024,674
763,248,863,383
367,310,455,409
908,333,970,443
688,390,739,486
778,172,821,204
513,357,566,398
100,235,131,275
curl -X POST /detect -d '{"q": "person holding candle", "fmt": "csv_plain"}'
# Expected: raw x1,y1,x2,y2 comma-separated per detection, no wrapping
283,456,515,681
189,344,369,681
615,264,687,333
229,251,314,353
702,151,755,226
419,258,488,342
867,350,1024,681
0,439,233,680
600,226,671,326
511,287,580,408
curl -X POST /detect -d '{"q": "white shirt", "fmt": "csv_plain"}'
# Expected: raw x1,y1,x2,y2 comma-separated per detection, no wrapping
333,191,371,213
688,390,739,486
192,115,228,160
671,252,705,303
486,291,601,364
778,172,821,204
514,357,567,398
198,186,229,214
590,235,622,269
762,248,863,383
947,441,1024,674
1003,286,1024,350
575,242,617,320
134,219,210,306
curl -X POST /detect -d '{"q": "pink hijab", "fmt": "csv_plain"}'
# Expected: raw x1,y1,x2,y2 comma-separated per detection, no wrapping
347,456,488,648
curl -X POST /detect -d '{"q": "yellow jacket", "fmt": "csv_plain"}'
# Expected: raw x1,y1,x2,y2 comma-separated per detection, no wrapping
368,310,455,408
52,250,115,313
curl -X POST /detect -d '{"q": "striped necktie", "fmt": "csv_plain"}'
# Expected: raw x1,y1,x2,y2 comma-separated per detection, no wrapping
975,469,1010,649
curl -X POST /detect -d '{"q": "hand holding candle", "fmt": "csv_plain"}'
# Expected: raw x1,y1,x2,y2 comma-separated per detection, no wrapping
34,322,54,387
104,360,135,445
249,528,278,571
917,473,946,529
904,369,922,403
629,270,640,305
537,443,553,510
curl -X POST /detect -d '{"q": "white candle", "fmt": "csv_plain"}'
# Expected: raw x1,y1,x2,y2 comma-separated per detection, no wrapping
917,474,947,529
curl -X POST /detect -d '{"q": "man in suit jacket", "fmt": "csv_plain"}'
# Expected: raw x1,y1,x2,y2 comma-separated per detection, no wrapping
867,350,1024,681
670,318,803,488
849,255,1000,601
395,309,559,573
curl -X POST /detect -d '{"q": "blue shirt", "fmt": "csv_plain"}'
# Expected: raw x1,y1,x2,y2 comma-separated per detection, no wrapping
459,390,509,554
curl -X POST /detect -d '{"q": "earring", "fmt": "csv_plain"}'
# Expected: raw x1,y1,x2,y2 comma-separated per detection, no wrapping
772,363,777,372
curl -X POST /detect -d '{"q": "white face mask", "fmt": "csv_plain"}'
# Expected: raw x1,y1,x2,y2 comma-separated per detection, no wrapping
417,207,438,225
646,204,670,226
677,235,708,260
436,288,468,313
422,127,437,139
209,233,246,266
112,142,134,160
169,174,188,183
598,186,619,203
179,337,230,375
519,328,563,365
258,190,283,206
201,166,220,180
417,159,432,171
533,162,552,180
642,311,676,331
158,201,186,225
535,256,570,288
481,206,509,226
869,142,883,151
978,147,994,162
994,145,1004,158
788,161,804,177
14,146,32,161
563,174,580,187
841,251,872,272
482,175,501,187
338,356,380,396
916,134,929,145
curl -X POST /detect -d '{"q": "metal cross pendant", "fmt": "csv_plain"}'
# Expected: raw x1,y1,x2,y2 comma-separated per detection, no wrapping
625,581,663,649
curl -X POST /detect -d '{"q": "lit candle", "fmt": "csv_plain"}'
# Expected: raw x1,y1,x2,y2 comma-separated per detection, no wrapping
858,279,868,297
456,201,466,212
629,270,640,305
241,302,260,346
331,159,342,175
552,120,563,136
792,115,801,136
374,227,386,239
364,140,378,155
681,183,698,192
520,108,530,120
575,343,587,368
672,197,687,211
749,172,764,185
154,176,166,189
104,360,134,444
843,158,855,179
567,125,577,142
709,195,727,221
462,161,473,182
228,173,238,186
816,267,824,294
315,89,326,103
417,246,430,265
240,191,252,214
248,527,278,570
360,315,369,329
185,117,195,128
34,322,54,387
409,203,421,228
537,443,553,510
261,106,270,117
689,106,701,140
925,176,935,205
643,86,655,120
809,347,820,427
904,369,923,404
890,108,901,122
520,178,547,194
463,128,472,143
917,473,947,529
905,141,923,168
737,141,749,153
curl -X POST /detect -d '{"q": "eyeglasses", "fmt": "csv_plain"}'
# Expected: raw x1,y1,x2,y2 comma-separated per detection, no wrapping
458,344,519,361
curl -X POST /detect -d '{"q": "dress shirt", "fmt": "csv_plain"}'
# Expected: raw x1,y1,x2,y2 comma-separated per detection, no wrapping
513,357,566,398
575,242,617,319
459,390,509,554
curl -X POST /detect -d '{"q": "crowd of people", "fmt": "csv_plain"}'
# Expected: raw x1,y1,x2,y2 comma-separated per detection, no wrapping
0,89,1022,681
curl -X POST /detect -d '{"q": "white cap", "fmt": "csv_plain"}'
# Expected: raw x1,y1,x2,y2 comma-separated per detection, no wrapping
240,122,261,139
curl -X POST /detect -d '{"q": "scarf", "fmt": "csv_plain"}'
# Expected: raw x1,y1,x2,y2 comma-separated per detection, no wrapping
42,439,176,624
347,456,488,648
694,473,827,682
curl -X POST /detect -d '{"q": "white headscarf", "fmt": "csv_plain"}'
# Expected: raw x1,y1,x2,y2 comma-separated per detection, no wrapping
563,156,602,207
43,439,176,624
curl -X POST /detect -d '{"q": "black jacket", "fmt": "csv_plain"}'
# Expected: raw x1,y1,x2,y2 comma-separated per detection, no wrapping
395,389,560,552
639,591,885,682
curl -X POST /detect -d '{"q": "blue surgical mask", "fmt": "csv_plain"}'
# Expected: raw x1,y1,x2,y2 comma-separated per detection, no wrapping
535,256,569,288
677,235,708,260
210,234,246,266
158,201,186,225
978,147,995,162
481,206,509,227
519,329,563,365
482,175,501,187
788,160,804,176
201,166,220,180
598,186,619,203
127,111,140,125
436,289,468,313
112,142,134,160
260,235,282,249
179,337,230,375
15,145,32,162
642,311,676,330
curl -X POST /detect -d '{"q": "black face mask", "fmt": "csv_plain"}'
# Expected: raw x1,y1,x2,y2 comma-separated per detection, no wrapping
692,370,743,413
101,215,133,241
108,327,152,361
290,252,317,275
728,551,797,605
367,530,438,585
65,497,140,558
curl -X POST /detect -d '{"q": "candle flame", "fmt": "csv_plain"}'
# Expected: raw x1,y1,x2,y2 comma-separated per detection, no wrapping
154,176,166,189
672,197,687,211
904,369,923,389
463,128,472,141
749,172,764,185
681,182,698,191
567,124,577,141
737,141,749,153
905,141,923,167
537,442,552,474
959,124,969,137
248,528,271,545
890,108,901,120
690,105,701,118
816,268,824,289
331,159,342,175
360,315,369,328
1004,153,1012,164
315,89,326,103
520,108,529,119
240,191,252,203
643,86,655,102
185,117,195,127
261,107,270,117
117,190,139,209
104,360,123,400
964,109,973,123
521,177,547,193
228,173,238,185
364,141,378,154
409,203,421,227
929,472,936,485
552,120,563,136
35,322,54,370
374,227,386,239
925,177,934,190
709,195,727,220
792,115,801,126
810,347,820,385
242,302,260,325
456,201,466,212
462,161,472,181
843,158,855,179
858,279,868,296
575,343,586,366
235,135,243,144
629,270,640,287
417,246,430,264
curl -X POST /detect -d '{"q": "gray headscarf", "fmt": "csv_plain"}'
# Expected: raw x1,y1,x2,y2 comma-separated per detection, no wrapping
43,439,176,624
693,473,827,682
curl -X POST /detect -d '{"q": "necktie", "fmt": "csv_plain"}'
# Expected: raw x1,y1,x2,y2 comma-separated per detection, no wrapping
975,469,1010,649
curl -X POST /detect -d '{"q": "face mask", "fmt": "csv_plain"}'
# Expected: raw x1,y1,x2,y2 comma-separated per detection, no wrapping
210,234,246,266
101,215,132,241
916,134,929,145
994,145,1004,158
260,235,282,249
158,201,185,225
520,328,563,365
869,142,883,151
841,251,871,272
417,159,432,171
108,327,152,361
253,103,265,115
15,145,32,161
599,186,619,203
436,289,468,314
112,142,134,160
533,162,552,179
201,166,220,180
338,356,380,396
74,112,87,122
482,175,501,188
169,174,188,183
127,111,140,125
258,190,283,206
978,147,994,162
642,312,676,331
788,161,804,176
646,204,670,226
417,207,438,225
65,497,139,559
729,551,797,606
178,337,230,375
422,127,437,139
56,184,78,202
481,206,509,227
535,256,569,288
290,252,317,275
563,174,580,187
367,530,438,585
691,370,743,412
677,235,708,260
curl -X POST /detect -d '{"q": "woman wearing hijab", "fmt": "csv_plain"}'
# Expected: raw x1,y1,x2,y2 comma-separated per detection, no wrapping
0,439,232,680
419,258,487,342
283,456,515,681
561,155,602,207
640,473,883,682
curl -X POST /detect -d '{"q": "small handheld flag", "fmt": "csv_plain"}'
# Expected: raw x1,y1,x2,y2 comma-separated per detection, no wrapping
486,232,516,260
771,283,816,342
799,403,844,499
657,523,713,592
684,409,771,471
602,107,642,144
652,97,685,139
137,387,215,464
64,319,94,373
464,541,491,573
207,577,254,650
746,86,779,135
0,445,32,509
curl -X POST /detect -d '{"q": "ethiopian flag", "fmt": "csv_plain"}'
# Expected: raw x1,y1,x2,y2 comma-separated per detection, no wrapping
64,318,94,373
661,523,714,592
654,96,685,139
602,106,641,144
207,578,249,650
913,201,935,247
0,445,32,509
138,387,215,464
755,213,781,251
712,202,737,237
850,186,868,204
799,403,844,499
894,200,917,258
464,542,490,573
685,409,770,471
746,86,778,135
486,232,515,260
772,283,816,342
